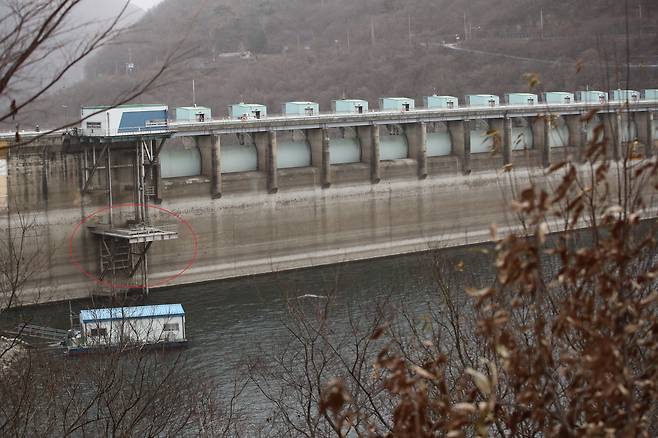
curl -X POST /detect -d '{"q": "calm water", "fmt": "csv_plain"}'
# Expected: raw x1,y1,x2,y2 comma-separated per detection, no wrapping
1,246,497,414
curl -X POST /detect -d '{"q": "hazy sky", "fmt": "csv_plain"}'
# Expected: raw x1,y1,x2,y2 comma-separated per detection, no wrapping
131,0,164,10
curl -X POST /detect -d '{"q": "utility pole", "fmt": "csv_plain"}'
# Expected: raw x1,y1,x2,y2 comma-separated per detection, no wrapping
539,8,544,40
347,29,350,50
463,11,468,41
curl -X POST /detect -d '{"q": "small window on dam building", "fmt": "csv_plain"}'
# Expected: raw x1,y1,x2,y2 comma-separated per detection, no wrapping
90,328,108,337
163,323,179,332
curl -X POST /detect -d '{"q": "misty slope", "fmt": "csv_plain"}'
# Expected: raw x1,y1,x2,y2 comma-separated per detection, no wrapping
33,0,658,124
70,1,144,24
54,1,145,86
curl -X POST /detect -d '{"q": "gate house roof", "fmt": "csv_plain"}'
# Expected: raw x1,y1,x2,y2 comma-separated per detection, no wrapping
80,304,184,323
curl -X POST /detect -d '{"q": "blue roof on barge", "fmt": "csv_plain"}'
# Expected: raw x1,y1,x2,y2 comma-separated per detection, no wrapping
80,304,185,323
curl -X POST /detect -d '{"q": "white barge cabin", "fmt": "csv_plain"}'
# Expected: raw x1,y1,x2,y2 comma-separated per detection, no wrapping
71,304,186,352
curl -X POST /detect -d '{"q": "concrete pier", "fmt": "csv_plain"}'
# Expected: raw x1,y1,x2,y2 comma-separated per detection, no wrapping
254,131,278,193
603,112,623,160
357,125,380,183
565,115,587,161
197,135,222,198
531,116,551,167
211,135,221,198
448,120,470,174
0,141,7,212
404,122,428,179
307,128,331,188
489,118,512,165
636,111,655,157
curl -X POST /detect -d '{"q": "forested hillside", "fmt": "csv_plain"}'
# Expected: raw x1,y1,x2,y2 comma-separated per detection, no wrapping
27,0,658,125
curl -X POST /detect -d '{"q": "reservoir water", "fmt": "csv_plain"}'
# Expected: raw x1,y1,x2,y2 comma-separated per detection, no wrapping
1,245,498,418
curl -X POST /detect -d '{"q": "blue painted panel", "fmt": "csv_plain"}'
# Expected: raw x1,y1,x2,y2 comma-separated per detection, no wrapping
511,127,533,150
427,132,451,156
329,138,360,164
80,304,184,323
380,135,408,160
118,110,168,133
160,143,201,178
222,143,258,173
278,141,311,169
470,130,494,153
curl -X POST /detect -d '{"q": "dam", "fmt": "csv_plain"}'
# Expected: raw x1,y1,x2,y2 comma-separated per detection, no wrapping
0,97,656,305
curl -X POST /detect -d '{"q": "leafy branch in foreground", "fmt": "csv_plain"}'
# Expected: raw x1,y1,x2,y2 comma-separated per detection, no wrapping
321,112,658,436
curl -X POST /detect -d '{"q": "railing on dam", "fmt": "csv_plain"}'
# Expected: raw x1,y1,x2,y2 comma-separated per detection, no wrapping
167,101,658,136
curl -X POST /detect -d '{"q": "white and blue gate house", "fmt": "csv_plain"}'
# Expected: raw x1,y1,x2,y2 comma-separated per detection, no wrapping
80,104,169,136
79,304,186,346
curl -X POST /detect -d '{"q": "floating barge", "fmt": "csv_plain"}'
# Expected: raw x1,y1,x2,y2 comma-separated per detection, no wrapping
66,304,187,354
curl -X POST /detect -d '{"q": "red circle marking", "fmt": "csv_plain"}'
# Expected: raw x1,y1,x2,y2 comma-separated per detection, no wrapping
68,203,199,290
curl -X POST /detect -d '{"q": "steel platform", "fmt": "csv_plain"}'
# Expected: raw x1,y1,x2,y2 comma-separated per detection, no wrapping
89,224,178,244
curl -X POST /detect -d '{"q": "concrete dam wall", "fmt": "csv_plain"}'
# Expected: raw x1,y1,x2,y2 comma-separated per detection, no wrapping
1,109,656,305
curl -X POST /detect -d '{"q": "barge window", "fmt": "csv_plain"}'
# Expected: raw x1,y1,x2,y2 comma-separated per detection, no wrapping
163,323,179,332
90,328,107,336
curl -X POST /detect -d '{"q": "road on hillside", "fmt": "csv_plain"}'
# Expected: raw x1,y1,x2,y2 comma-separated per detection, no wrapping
441,42,658,69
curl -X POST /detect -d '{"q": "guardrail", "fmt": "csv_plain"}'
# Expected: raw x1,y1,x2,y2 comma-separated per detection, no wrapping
2,99,656,141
